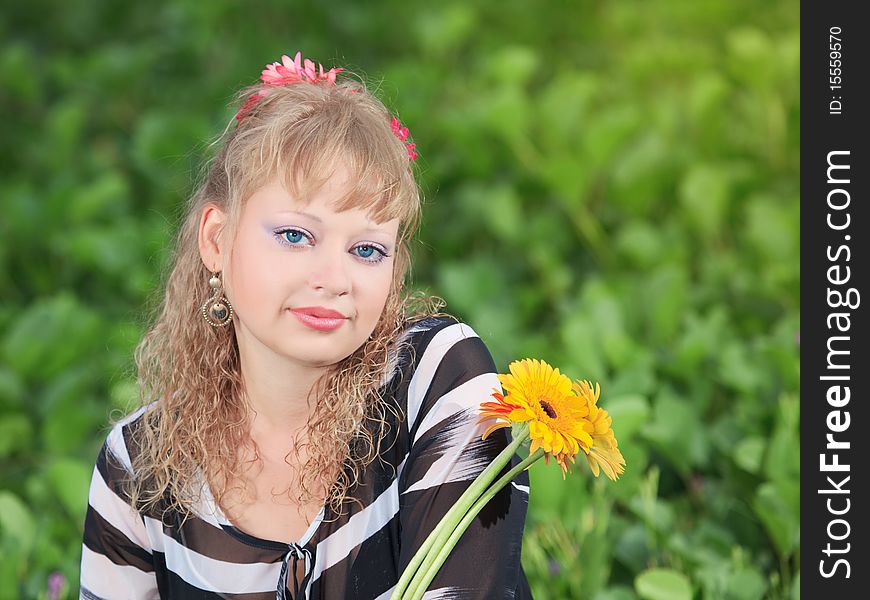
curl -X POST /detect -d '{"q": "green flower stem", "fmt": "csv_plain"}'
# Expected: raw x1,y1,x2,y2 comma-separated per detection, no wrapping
390,423,531,600
406,447,546,600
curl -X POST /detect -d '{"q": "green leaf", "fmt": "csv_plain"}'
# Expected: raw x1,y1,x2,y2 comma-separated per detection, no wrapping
0,42,41,101
687,73,730,122
539,72,600,149
614,525,650,574
559,313,606,381
0,491,36,555
110,379,140,411
0,366,25,409
481,87,530,146
614,221,665,269
726,28,777,92
605,394,650,440
716,341,765,396
1,293,103,381
610,134,672,217
595,586,640,600
415,4,476,57
582,106,642,170
641,391,709,475
60,222,146,278
39,366,103,454
46,458,93,520
726,567,767,600
635,568,692,600
671,308,729,373
606,354,657,398
485,45,540,87
733,436,765,474
131,111,210,194
644,265,690,344
46,97,88,162
763,394,801,482
455,182,524,241
67,172,131,224
678,164,732,239
539,155,590,206
0,414,32,458
753,480,799,557
696,563,768,600
588,291,634,368
744,195,798,262
437,258,506,315
606,443,647,504
527,457,586,517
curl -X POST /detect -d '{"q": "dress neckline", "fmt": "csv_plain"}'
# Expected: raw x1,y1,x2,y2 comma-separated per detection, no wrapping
193,466,327,550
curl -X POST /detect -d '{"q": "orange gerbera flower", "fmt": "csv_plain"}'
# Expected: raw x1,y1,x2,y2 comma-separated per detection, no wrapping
573,379,626,480
479,359,594,478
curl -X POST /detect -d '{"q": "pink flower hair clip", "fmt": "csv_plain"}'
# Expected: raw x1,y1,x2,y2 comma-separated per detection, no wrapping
391,117,418,161
261,52,343,86
235,51,343,123
235,51,418,162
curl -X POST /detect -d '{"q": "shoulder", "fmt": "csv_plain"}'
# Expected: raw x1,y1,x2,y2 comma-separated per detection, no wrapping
394,315,500,435
399,314,492,356
84,405,155,520
397,315,495,382
97,404,152,478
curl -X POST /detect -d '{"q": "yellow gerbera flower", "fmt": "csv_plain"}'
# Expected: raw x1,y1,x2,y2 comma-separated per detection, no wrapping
573,379,626,480
479,359,594,478
396,360,626,600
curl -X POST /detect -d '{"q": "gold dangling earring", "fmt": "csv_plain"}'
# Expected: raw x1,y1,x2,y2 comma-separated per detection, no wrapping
201,271,234,327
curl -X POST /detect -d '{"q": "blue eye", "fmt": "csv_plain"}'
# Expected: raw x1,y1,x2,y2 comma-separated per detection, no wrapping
275,228,311,246
283,230,305,244
353,244,389,264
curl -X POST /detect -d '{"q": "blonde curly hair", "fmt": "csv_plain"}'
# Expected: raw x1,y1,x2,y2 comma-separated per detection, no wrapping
125,66,451,524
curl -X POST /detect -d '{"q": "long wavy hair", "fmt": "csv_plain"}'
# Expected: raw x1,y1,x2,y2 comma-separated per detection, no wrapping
126,67,451,523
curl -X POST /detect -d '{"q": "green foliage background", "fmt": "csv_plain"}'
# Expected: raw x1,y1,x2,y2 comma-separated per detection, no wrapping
0,1,799,598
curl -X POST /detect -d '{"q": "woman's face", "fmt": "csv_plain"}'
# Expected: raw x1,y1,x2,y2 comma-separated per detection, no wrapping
221,164,400,370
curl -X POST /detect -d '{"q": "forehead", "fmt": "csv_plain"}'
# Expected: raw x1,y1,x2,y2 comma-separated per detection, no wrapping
273,149,408,224
244,174,399,235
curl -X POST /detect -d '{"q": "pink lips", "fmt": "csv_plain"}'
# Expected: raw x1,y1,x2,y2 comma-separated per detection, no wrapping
290,306,348,332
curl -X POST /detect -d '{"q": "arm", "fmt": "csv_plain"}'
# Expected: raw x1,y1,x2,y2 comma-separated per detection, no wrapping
397,321,530,599
80,425,160,600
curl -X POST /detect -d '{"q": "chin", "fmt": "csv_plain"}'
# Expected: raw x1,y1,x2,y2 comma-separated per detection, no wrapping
305,357,343,368
273,329,369,366
291,346,358,368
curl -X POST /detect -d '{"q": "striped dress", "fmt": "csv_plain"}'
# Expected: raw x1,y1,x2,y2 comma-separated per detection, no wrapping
80,316,533,599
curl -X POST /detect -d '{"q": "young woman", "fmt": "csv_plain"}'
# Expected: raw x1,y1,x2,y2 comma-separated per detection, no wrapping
80,52,532,599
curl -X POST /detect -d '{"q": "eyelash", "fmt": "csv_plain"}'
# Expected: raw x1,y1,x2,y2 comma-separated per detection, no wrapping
273,227,390,264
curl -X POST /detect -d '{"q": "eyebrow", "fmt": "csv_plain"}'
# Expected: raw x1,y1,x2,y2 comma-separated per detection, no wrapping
275,210,392,235
278,209,323,223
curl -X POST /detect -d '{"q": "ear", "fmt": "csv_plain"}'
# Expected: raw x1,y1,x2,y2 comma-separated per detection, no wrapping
198,203,228,272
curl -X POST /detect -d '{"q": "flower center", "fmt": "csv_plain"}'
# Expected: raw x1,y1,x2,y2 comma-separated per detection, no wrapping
538,398,558,419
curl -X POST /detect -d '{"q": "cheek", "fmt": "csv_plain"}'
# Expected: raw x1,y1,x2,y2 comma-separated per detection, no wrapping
357,268,394,318
225,243,282,309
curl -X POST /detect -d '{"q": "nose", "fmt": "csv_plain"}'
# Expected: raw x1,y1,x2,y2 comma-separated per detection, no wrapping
307,245,352,296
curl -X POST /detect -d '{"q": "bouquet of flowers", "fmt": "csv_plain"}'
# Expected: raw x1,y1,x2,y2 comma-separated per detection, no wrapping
391,358,626,600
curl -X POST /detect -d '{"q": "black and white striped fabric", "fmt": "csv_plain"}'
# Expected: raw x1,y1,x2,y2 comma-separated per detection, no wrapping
80,316,533,599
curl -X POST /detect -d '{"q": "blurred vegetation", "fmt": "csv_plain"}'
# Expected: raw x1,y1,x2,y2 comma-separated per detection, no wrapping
0,0,798,598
